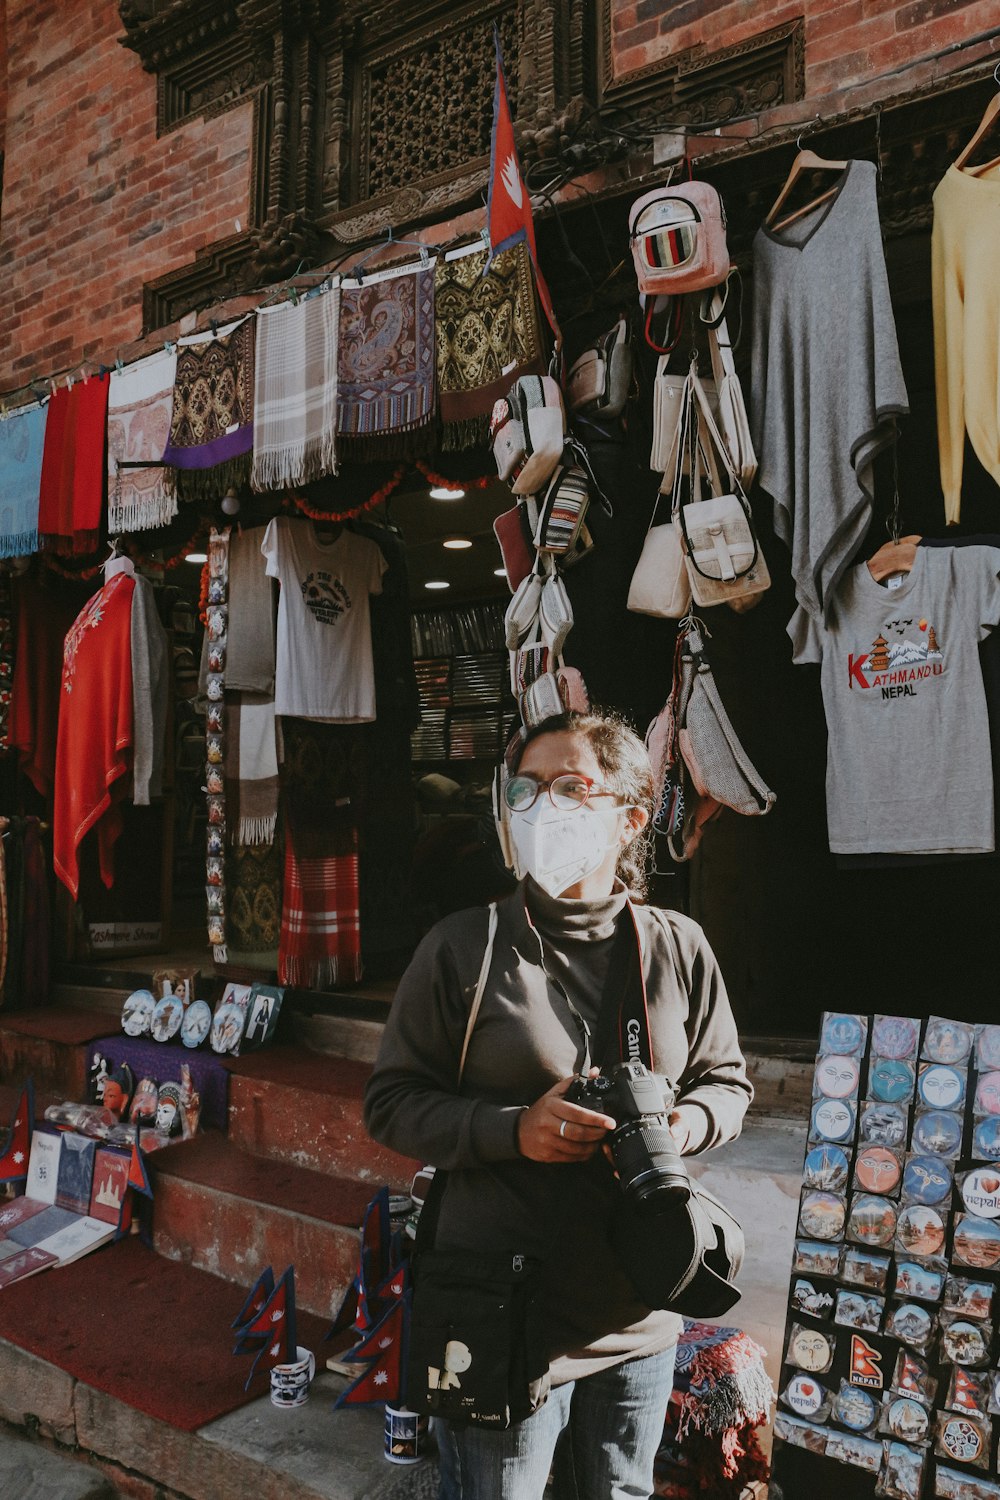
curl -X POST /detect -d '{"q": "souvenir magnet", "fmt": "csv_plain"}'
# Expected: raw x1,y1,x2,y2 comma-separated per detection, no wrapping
786,1323,835,1374
815,1054,861,1099
872,1015,919,1061
826,1433,881,1472
973,1116,1000,1162
974,1071,1000,1118
887,1302,934,1352
206,674,224,702
988,1370,1000,1417
935,1411,991,1469
860,1103,908,1149
151,994,184,1043
206,702,224,733
210,1000,245,1055
833,1382,878,1432
122,988,155,1038
934,1462,1000,1498
782,1372,828,1419
946,1365,991,1419
835,1290,884,1333
798,1191,847,1241
207,917,226,946
206,735,224,764
803,1145,851,1192
869,1059,916,1104
954,1214,1000,1270
129,1076,158,1124
206,766,224,794
207,796,225,826
912,1109,964,1159
207,643,225,673
977,1024,1000,1073
207,856,224,886
919,1063,967,1112
849,1332,887,1390
773,1412,827,1452
944,1278,994,1322
207,827,225,856
923,1017,974,1066
902,1153,953,1207
942,1319,991,1368
181,999,212,1049
206,605,227,638
895,1204,947,1258
821,1012,866,1056
208,576,226,605
855,1145,902,1197
811,1098,856,1144
895,1261,945,1303
891,1349,937,1407
962,1167,1000,1219
848,1194,897,1248
842,1247,891,1291
875,1441,926,1500
881,1396,930,1443
791,1279,835,1319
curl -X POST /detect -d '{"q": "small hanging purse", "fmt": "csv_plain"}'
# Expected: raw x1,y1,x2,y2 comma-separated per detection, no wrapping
565,318,633,419
703,289,757,489
629,377,694,619
490,375,566,497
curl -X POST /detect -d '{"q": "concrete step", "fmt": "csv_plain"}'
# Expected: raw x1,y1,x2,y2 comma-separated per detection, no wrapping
226,1046,418,1184
743,1038,813,1120
0,1009,114,1101
50,982,130,1018
149,1132,376,1321
0,1425,117,1500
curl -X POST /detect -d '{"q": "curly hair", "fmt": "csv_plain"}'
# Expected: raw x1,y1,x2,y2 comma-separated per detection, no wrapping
510,709,656,902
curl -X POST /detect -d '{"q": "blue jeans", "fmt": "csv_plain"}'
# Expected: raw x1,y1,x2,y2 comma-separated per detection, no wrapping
442,1344,676,1500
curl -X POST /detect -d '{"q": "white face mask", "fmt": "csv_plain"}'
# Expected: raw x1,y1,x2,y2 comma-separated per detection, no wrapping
507,797,620,898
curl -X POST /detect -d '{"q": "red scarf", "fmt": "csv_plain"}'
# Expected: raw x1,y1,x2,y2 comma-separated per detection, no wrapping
38,375,110,555
54,572,135,898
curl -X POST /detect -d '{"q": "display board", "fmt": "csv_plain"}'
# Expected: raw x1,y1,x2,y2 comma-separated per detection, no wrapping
771,1012,1000,1500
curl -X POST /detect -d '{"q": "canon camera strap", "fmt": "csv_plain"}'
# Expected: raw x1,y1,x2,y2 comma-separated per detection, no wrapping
590,904,654,1072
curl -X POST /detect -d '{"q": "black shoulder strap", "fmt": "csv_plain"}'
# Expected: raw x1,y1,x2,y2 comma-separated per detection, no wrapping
591,905,654,1071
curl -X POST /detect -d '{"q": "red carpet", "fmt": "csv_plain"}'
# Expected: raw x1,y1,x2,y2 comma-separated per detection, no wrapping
0,1237,333,1430
0,1007,117,1044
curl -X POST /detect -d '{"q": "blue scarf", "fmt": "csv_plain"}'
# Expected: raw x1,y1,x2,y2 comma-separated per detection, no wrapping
0,403,47,559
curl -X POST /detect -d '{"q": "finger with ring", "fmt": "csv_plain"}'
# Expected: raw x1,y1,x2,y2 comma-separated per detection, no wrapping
559,1119,568,1139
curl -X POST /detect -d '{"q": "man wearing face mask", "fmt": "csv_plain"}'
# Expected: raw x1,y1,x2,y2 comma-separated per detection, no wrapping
365,710,752,1500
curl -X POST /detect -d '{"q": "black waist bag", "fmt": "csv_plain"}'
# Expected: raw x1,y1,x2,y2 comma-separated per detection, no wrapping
406,1244,550,1429
612,1183,744,1319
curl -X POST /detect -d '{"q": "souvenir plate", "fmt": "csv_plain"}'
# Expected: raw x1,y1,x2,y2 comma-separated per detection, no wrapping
974,1071,1000,1118
869,1059,915,1104
855,1145,902,1196
884,1396,929,1442
919,1064,966,1111
888,1302,933,1349
954,1215,1000,1270
210,1001,246,1055
895,1261,945,1302
821,1012,865,1056
122,989,155,1038
783,1372,827,1417
912,1109,964,1158
977,1025,1000,1073
973,1117,1000,1162
803,1145,850,1193
833,1384,877,1431
180,999,212,1049
942,1319,990,1367
799,1191,846,1241
923,1017,974,1066
902,1154,953,1206
896,1204,947,1258
872,1015,919,1061
962,1167,1000,1220
151,994,183,1043
815,1054,861,1099
848,1194,897,1247
860,1102,908,1149
811,1098,855,1144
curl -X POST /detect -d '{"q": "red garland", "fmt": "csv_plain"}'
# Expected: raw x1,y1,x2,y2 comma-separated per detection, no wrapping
414,460,492,492
40,524,209,583
283,466,407,522
198,557,211,626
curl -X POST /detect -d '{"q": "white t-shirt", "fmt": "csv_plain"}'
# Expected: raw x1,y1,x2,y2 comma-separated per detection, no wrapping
261,518,387,721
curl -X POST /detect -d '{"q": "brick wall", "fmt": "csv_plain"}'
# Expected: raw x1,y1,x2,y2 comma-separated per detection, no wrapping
613,0,998,97
0,0,251,391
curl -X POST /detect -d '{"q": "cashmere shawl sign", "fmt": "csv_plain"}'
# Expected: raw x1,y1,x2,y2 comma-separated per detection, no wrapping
337,265,435,447
252,289,340,491
163,321,255,498
38,375,110,555
107,348,178,533
54,573,136,899
0,403,47,559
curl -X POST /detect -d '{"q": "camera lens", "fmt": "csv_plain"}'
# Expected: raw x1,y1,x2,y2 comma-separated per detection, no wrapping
612,1119,692,1210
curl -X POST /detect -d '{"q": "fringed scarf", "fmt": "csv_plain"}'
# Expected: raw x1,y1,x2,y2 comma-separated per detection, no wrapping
0,575,12,749
0,403,46,559
107,348,178,533
163,320,255,500
278,720,366,989
38,375,110,555
336,264,435,461
434,241,543,451
252,289,340,491
227,841,282,958
224,693,279,847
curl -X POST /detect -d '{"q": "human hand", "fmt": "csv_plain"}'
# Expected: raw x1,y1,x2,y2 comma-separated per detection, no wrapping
516,1072,616,1163
602,1107,691,1171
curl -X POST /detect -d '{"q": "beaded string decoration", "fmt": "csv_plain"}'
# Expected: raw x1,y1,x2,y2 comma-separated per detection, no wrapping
204,526,231,964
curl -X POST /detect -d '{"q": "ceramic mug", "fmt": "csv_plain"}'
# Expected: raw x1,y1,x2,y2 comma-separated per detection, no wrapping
384,1404,425,1464
269,1346,316,1408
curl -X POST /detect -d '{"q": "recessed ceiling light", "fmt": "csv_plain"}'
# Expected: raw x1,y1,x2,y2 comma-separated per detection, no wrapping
430,486,466,500
493,567,507,577
442,537,472,550
185,552,208,563
424,580,450,590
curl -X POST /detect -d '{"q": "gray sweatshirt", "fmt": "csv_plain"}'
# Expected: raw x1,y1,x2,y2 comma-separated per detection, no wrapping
364,880,752,1385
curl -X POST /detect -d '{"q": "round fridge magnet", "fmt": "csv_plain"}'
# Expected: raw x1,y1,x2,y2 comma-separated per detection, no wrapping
911,1110,963,1158
799,1191,847,1242
848,1195,897,1248
918,1064,965,1111
855,1146,901,1197
974,1071,1000,1118
821,1013,865,1056
803,1145,850,1193
895,1205,946,1258
811,1098,855,1144
872,1016,918,1061
973,1117,1000,1162
953,1215,1000,1270
815,1054,861,1099
868,1059,915,1104
902,1155,953,1207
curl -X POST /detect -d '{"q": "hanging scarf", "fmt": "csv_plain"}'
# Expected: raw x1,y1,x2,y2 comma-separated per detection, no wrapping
252,289,340,491
336,264,436,460
0,575,13,749
0,403,47,559
227,841,282,957
38,375,110,554
225,524,276,694
224,693,279,847
434,241,543,450
162,321,255,500
107,348,179,532
278,720,366,988
7,570,82,801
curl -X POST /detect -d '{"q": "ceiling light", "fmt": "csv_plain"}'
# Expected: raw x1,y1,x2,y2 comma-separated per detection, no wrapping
185,552,208,564
493,567,507,577
443,537,472,550
424,580,450,590
430,486,466,500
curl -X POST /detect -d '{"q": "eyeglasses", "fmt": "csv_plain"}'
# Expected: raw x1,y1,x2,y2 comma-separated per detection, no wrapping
503,772,622,814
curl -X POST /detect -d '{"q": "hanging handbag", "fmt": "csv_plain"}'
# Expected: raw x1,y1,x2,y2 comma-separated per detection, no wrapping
504,564,545,650
679,374,770,611
407,905,551,1429
630,377,694,619
565,319,633,419
629,181,730,297
677,622,776,818
539,570,574,656
703,290,757,489
490,376,565,497
493,503,536,592
650,359,718,477
534,464,590,556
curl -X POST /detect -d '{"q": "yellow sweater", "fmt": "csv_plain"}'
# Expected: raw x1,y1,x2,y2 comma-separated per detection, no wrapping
932,163,1000,523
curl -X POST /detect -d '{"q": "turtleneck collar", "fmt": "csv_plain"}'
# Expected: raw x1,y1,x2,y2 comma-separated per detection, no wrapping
524,875,628,942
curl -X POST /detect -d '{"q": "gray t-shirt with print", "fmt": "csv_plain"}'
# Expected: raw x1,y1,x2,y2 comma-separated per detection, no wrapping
790,546,1000,854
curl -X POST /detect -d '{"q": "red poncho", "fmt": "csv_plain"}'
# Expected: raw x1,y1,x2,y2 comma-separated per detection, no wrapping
53,572,136,899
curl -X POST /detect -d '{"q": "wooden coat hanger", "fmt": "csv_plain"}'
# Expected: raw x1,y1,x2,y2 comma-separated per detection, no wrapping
765,140,850,233
955,65,1000,177
867,535,921,582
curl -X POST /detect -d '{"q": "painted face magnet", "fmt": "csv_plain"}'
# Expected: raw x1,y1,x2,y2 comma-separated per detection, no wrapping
782,1372,828,1419
918,1063,967,1112
882,1396,930,1443
833,1383,877,1432
872,1015,919,1061
911,1109,964,1159
973,1116,1000,1162
954,1214,1000,1270
887,1302,933,1351
902,1153,953,1206
854,1145,902,1197
868,1058,915,1104
923,1016,974,1066
894,1261,945,1303
815,1054,860,1099
962,1167,1000,1219
848,1194,897,1248
941,1319,990,1368
977,1024,1000,1073
974,1071,1000,1118
810,1098,855,1144
821,1012,866,1057
895,1203,946,1258
798,1191,846,1241
786,1323,835,1374
803,1145,850,1193
122,988,155,1038
860,1102,908,1149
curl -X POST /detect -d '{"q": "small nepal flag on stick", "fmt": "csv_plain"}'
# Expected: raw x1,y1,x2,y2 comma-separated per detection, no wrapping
233,1266,298,1390
232,1265,275,1335
486,26,560,346
127,1137,154,1199
334,1293,408,1409
0,1080,34,1184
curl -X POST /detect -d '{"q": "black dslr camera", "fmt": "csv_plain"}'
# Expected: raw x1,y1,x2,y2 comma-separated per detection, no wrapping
566,1061,691,1212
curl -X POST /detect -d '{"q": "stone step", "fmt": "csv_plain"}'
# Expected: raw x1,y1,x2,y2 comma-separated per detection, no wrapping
0,1009,114,1102
0,1425,117,1500
226,1045,418,1183
149,1132,378,1321
50,982,130,1017
743,1039,813,1120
